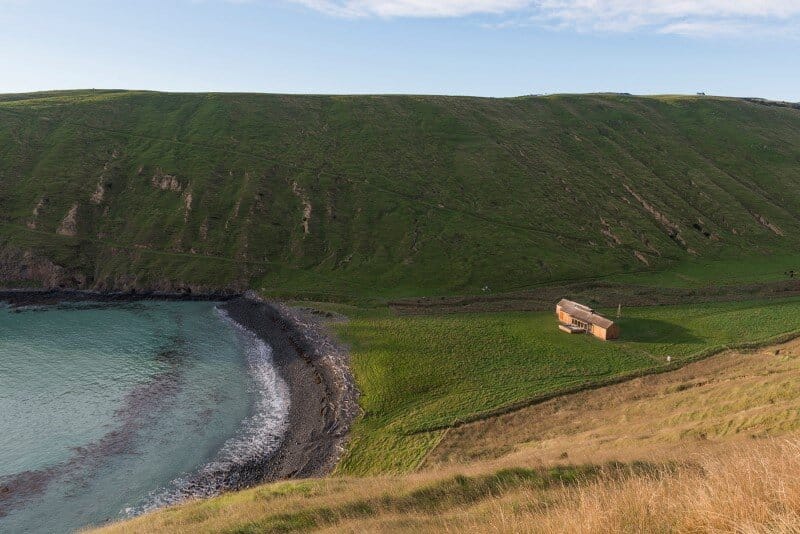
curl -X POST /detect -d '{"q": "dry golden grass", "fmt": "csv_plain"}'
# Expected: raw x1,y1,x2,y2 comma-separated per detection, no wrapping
307,439,800,533
458,438,800,533
90,339,800,534
428,337,800,468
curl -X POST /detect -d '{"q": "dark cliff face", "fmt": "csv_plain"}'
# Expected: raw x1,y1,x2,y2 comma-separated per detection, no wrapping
0,247,80,289
0,245,247,294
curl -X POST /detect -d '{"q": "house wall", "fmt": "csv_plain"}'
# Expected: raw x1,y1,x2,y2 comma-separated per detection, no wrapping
557,306,619,340
593,327,608,340
593,325,620,340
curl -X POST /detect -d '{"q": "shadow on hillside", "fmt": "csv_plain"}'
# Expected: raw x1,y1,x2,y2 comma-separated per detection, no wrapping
617,317,703,344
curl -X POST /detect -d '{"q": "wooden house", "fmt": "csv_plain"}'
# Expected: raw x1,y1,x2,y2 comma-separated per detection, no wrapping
556,299,620,340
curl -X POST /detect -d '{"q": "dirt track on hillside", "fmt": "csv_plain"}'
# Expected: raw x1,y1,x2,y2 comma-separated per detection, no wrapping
390,279,800,314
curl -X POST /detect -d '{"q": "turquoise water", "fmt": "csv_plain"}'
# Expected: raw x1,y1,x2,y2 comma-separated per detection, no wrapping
0,301,288,533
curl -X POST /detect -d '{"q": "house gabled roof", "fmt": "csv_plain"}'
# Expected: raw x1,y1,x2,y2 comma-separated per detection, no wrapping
557,299,615,329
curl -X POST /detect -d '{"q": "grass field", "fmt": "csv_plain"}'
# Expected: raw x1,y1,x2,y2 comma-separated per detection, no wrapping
331,297,800,474
92,319,800,534
3,91,800,297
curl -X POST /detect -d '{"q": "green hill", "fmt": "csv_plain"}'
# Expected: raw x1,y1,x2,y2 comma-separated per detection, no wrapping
2,90,800,298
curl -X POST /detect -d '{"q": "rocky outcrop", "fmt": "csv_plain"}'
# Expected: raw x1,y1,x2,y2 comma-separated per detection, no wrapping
183,190,193,223
624,184,691,251
151,168,182,192
751,212,784,236
91,151,119,204
0,247,86,288
27,197,46,230
0,244,250,294
291,181,312,236
634,250,650,266
56,204,79,237
599,217,622,246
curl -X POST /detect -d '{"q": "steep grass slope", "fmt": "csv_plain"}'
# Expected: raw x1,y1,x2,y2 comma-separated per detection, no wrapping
2,91,800,297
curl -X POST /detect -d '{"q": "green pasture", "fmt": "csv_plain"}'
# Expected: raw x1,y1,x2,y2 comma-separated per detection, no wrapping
334,297,800,474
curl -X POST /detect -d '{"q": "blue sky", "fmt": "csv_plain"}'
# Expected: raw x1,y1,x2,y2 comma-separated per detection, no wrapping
1,0,798,100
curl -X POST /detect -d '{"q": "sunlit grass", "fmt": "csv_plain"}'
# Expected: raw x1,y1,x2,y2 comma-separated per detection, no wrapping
334,298,800,474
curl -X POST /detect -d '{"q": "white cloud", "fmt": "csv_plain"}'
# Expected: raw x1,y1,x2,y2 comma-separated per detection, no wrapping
290,0,800,36
290,0,531,18
533,0,800,33
656,20,752,36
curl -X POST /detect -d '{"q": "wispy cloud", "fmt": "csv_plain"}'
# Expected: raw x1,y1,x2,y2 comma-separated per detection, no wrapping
289,0,800,37
290,0,531,18
656,20,754,37
532,0,800,33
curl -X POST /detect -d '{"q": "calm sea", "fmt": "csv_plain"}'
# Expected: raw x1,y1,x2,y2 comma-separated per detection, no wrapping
0,300,288,533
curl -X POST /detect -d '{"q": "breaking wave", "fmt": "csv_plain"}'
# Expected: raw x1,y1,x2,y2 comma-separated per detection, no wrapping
130,307,290,515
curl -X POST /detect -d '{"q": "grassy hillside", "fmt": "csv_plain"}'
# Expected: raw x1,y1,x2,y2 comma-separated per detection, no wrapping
91,331,800,533
329,298,800,475
2,91,800,297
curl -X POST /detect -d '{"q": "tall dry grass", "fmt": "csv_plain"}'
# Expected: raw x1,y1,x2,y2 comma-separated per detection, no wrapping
92,437,800,533
454,438,800,533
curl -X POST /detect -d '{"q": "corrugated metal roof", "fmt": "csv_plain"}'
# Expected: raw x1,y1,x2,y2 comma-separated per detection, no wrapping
557,299,615,329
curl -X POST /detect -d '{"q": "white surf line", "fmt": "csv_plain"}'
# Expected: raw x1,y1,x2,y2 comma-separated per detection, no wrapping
128,306,290,516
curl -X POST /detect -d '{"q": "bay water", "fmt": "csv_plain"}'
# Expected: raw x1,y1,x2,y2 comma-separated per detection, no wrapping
0,300,288,533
